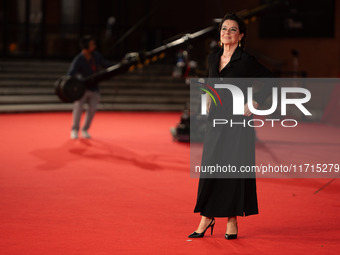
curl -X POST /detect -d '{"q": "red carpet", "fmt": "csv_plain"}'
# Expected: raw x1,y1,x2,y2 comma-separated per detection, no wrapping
0,112,340,255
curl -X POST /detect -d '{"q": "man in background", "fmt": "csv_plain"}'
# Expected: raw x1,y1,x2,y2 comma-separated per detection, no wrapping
67,35,112,139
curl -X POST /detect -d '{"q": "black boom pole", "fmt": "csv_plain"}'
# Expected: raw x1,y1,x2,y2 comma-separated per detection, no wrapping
55,0,285,102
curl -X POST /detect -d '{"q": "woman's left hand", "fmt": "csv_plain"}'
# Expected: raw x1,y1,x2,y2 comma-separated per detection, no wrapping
244,100,259,117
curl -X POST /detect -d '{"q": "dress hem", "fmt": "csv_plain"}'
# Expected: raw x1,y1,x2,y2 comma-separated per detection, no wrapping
194,210,259,218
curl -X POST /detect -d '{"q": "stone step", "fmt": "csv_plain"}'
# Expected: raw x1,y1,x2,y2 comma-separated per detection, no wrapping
0,87,189,96
0,80,187,89
0,72,177,80
0,61,69,67
0,72,182,81
0,103,186,112
0,95,189,104
0,60,172,68
0,62,174,75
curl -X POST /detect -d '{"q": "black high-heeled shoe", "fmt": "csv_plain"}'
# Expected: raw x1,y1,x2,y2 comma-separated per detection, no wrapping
225,222,238,240
188,218,215,238
225,233,237,239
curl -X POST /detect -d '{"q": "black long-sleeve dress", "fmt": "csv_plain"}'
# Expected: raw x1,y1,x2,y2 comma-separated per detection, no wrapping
193,46,272,217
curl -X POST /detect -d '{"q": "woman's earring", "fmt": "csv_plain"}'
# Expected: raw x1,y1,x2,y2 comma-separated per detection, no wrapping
219,41,223,47
238,40,241,48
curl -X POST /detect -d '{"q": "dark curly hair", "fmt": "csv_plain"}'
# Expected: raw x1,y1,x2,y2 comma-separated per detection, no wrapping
218,13,246,48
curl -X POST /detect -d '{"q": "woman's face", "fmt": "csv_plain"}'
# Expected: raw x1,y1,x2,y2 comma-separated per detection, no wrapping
220,19,244,46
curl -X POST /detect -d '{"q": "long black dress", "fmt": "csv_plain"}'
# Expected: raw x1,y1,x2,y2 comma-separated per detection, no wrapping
193,46,272,217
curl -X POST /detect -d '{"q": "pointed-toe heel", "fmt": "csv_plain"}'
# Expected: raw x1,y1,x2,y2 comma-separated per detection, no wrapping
225,233,237,239
188,218,215,238
225,222,238,240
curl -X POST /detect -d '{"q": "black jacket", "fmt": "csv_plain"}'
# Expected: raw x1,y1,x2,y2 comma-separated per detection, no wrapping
207,46,273,105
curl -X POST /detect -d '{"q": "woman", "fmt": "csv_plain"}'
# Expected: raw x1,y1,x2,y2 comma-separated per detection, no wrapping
189,13,272,239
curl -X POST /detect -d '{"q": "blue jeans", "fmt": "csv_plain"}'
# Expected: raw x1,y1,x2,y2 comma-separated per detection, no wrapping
71,90,100,131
